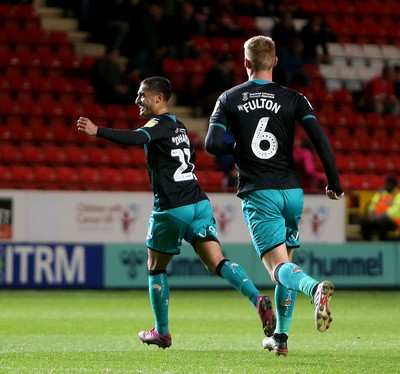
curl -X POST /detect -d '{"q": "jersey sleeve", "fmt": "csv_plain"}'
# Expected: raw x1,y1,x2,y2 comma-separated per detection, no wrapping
209,92,228,129
97,127,149,145
297,94,343,194
206,92,234,154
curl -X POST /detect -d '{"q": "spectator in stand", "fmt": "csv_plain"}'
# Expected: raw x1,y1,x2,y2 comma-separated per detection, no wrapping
92,47,139,105
85,0,130,51
123,2,175,77
236,0,274,17
207,0,243,37
359,64,400,115
199,54,236,116
293,138,326,191
270,10,298,53
274,36,311,87
360,174,400,241
168,0,201,59
299,13,331,64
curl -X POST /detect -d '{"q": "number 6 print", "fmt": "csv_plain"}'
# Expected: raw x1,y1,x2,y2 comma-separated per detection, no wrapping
251,117,278,159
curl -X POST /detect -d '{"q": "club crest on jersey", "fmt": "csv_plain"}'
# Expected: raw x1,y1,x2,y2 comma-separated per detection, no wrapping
242,92,249,101
144,118,159,128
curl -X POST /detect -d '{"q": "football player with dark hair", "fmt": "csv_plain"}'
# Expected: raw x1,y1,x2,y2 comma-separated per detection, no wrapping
77,76,276,349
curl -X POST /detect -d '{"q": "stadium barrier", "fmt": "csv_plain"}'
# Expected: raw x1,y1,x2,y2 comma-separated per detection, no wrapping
1,190,398,289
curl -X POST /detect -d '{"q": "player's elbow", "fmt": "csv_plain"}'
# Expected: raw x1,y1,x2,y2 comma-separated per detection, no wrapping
205,135,220,155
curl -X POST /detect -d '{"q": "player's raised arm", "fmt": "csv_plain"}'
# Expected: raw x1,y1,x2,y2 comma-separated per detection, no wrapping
77,117,98,136
77,116,149,145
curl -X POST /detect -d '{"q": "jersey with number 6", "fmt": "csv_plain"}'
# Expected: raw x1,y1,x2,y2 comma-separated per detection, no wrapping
141,114,207,210
209,79,337,195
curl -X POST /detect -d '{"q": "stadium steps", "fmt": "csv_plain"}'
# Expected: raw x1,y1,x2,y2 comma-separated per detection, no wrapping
33,0,105,57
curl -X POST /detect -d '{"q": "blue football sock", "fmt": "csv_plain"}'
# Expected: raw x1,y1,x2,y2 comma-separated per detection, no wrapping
276,262,319,298
148,272,170,335
220,260,259,306
274,284,297,335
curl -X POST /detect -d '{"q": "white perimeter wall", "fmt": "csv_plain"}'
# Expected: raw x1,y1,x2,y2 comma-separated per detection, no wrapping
0,190,346,244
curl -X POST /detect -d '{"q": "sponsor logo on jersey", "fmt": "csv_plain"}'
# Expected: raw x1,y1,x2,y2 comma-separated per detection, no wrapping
241,92,275,101
144,118,159,128
238,92,281,113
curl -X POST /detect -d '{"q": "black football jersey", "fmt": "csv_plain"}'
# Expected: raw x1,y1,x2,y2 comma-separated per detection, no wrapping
98,113,207,210
209,79,340,195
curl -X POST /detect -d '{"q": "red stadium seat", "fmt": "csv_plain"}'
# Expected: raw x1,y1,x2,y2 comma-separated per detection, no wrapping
86,146,111,166
47,30,73,54
195,170,224,192
162,58,186,93
21,144,46,164
44,144,68,165
51,121,77,143
129,148,147,167
100,167,123,189
77,166,102,189
0,165,13,187
106,104,129,120
30,122,54,142
334,153,352,173
0,144,23,163
120,168,149,190
33,165,57,188
195,151,216,170
108,147,132,167
365,113,385,128
55,166,79,188
183,58,207,93
64,145,89,165
71,79,95,103
11,164,35,187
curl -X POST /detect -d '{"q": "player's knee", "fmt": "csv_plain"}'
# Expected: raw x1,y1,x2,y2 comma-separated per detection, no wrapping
272,262,286,285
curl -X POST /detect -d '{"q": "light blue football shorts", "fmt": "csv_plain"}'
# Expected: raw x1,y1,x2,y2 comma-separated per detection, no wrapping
241,188,304,258
146,199,219,254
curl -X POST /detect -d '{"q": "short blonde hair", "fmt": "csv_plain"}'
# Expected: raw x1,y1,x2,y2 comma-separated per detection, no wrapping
244,36,275,72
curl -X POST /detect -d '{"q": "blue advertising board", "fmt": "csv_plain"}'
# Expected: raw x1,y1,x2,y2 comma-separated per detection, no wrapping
0,243,103,288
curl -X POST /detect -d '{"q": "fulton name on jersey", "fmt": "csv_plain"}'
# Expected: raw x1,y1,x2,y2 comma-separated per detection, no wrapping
238,91,281,114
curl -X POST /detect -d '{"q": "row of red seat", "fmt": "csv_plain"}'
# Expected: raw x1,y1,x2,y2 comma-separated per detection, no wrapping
0,75,95,103
0,100,141,122
0,3,40,30
0,50,96,79
329,134,400,154
318,111,400,130
0,164,151,191
340,173,389,191
300,0,400,45
0,143,216,170
0,164,226,192
335,153,400,174
0,163,391,192
0,28,73,54
300,0,400,19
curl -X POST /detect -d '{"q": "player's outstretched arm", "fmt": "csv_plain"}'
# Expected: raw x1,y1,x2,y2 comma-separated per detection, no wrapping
77,117,98,136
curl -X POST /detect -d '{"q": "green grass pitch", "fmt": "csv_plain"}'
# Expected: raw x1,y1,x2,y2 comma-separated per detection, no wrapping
0,289,399,373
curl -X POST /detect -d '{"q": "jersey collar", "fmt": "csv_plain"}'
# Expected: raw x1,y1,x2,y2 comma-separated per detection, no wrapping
160,113,176,121
250,79,272,84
